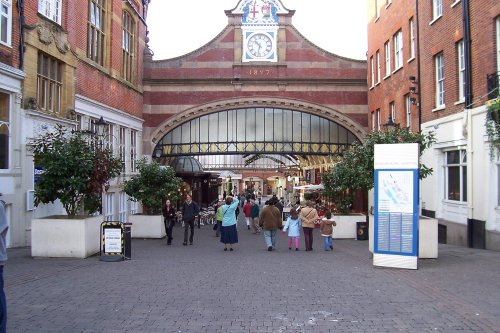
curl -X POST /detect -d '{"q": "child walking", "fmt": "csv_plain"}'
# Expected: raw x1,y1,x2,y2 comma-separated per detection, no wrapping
320,210,336,251
282,207,302,251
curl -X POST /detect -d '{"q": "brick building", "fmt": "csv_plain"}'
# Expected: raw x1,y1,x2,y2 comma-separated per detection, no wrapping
143,0,368,206
0,0,149,247
367,0,500,250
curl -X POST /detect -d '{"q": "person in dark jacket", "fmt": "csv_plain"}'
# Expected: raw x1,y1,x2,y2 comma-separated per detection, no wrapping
259,200,282,251
181,194,200,246
162,199,176,245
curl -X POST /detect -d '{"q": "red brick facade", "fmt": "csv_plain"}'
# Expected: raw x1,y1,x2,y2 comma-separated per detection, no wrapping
143,9,368,151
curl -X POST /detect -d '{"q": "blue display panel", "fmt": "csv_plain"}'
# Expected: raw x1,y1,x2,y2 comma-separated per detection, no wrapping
374,169,419,257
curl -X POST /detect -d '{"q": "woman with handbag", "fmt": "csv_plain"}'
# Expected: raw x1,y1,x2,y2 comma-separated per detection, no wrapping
162,199,176,245
299,200,320,251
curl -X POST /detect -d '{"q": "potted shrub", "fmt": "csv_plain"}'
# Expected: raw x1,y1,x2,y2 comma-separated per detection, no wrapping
123,158,181,238
29,125,122,258
485,98,500,160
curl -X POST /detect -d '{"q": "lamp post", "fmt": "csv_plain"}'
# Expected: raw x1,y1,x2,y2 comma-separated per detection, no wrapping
383,115,398,131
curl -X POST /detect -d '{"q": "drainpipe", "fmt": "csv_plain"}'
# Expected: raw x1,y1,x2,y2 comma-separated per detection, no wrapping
17,0,25,69
462,0,476,247
416,0,422,131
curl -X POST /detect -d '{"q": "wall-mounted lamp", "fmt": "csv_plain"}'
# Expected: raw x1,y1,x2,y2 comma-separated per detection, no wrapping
154,148,162,158
409,97,417,105
383,115,398,131
409,86,417,94
94,116,108,137
409,75,417,84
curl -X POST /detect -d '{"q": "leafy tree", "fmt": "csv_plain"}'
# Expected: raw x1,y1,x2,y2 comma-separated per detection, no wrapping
123,159,181,215
30,125,122,217
323,127,436,212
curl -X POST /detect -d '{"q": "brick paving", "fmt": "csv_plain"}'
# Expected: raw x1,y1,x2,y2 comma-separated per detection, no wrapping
5,217,500,332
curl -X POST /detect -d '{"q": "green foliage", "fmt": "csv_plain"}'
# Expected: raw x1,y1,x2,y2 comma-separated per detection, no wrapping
30,125,122,217
323,127,436,205
485,98,500,160
123,158,181,215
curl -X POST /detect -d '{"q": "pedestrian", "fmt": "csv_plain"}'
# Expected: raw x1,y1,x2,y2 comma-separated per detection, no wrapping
282,207,302,251
0,195,7,333
299,200,320,251
249,198,260,234
162,199,176,245
320,210,336,251
220,196,240,251
181,194,200,246
243,199,252,230
215,200,223,238
274,196,284,218
259,200,282,251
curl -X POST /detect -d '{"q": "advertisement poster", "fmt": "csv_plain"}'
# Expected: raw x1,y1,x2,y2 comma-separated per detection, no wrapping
104,228,122,253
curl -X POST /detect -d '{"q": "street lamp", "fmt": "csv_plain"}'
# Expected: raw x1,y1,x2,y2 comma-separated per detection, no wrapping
383,115,398,131
94,116,108,137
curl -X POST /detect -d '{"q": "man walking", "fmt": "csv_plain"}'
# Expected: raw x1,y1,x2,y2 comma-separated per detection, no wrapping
249,198,260,234
243,198,252,230
181,194,200,246
259,200,282,251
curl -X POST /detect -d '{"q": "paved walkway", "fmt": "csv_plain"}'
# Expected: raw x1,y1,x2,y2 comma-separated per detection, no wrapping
5,218,500,333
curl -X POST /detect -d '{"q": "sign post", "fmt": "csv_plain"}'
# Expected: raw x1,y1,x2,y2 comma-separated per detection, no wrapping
373,144,419,270
100,222,124,262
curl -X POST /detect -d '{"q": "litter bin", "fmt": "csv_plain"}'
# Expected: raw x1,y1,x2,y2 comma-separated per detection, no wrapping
356,222,368,240
123,222,132,259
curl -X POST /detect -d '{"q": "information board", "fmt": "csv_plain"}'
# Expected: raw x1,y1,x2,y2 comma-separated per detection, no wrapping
373,144,419,270
104,228,122,254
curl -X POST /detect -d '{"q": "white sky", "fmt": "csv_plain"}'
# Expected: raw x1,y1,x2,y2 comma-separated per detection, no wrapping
146,0,368,61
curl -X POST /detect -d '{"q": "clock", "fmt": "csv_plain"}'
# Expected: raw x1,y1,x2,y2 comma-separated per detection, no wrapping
247,33,273,58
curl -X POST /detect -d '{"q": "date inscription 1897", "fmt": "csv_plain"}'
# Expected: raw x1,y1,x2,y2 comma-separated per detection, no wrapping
247,68,273,76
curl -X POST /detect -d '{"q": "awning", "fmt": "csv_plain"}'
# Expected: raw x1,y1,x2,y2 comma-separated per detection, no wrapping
293,184,324,191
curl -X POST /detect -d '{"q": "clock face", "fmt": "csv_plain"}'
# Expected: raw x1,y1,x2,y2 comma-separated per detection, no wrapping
247,33,273,58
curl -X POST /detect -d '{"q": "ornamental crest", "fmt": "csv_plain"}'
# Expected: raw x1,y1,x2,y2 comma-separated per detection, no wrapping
233,0,289,25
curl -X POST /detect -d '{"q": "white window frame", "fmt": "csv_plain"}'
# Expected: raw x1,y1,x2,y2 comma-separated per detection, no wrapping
405,94,411,128
376,108,381,131
130,129,137,173
119,192,126,223
0,91,10,170
457,40,465,102
435,53,445,108
376,50,381,83
119,126,126,172
432,0,443,21
371,111,375,131
384,40,391,77
0,0,12,46
393,31,403,70
38,0,62,25
375,0,380,20
444,149,467,202
104,192,114,221
370,56,375,87
130,199,138,215
389,101,395,122
409,18,415,60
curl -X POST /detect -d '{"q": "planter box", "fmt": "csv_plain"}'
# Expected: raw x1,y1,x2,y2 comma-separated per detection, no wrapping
31,215,103,258
333,214,366,239
129,215,165,239
369,215,438,259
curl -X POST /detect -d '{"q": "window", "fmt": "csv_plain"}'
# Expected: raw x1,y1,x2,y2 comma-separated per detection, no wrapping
432,0,443,21
389,101,395,122
371,111,375,131
375,0,380,19
376,50,381,83
393,30,403,70
0,0,12,46
119,192,126,222
409,18,415,59
445,150,467,202
119,126,126,172
130,199,137,215
122,11,134,82
384,40,391,77
405,94,411,128
38,0,62,24
376,108,381,131
457,40,465,102
435,53,445,107
370,56,375,87
130,129,137,172
37,53,62,114
88,0,106,65
0,92,9,169
105,193,114,221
